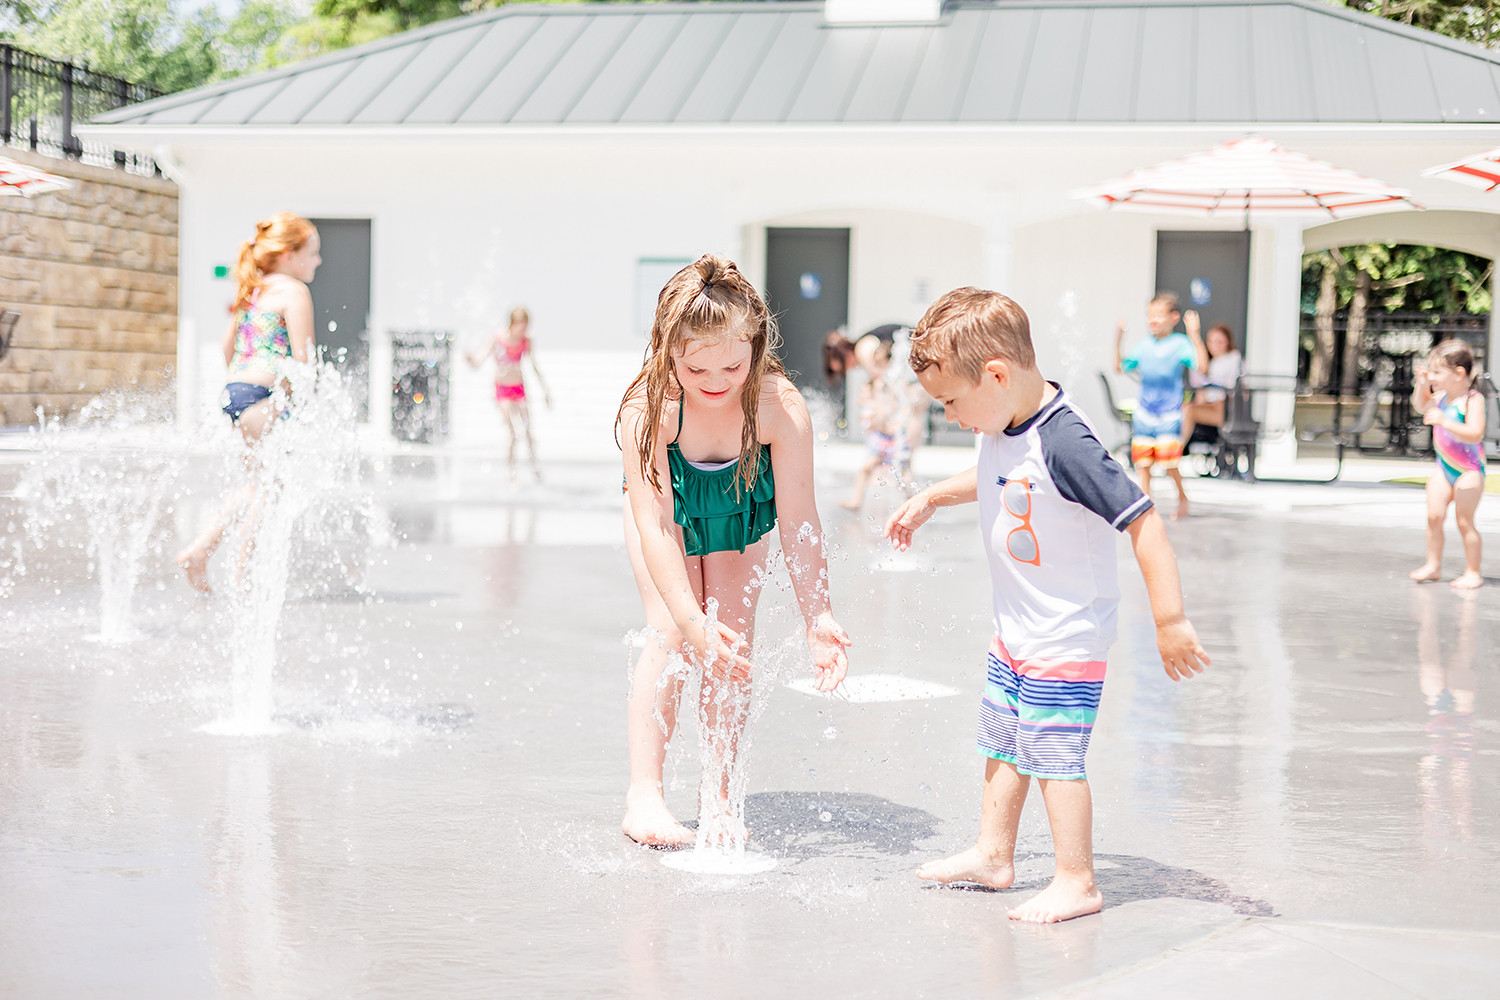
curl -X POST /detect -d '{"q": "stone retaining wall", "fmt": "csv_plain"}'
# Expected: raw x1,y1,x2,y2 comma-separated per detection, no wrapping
0,147,177,425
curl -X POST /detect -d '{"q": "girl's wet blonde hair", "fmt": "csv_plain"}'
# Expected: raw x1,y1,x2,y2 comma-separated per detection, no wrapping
232,212,317,311
618,254,784,496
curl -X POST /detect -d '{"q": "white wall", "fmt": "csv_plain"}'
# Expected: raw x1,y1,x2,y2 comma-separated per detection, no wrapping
161,128,1500,457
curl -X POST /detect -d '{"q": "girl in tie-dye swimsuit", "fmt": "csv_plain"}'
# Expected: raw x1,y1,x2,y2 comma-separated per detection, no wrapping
175,213,320,595
1410,339,1488,590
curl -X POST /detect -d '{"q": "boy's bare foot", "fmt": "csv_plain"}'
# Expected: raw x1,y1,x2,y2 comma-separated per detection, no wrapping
915,846,1015,889
1451,571,1484,590
621,791,694,848
1006,874,1102,923
1410,563,1442,582
176,548,212,594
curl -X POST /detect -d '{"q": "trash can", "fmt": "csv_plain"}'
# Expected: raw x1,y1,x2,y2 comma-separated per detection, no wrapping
390,330,451,444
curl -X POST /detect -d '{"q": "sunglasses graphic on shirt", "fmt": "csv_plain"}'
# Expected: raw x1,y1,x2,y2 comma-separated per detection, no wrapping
996,476,1040,566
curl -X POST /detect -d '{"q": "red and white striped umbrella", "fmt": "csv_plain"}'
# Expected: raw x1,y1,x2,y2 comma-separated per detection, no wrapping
0,155,73,197
1422,148,1500,191
1072,137,1419,220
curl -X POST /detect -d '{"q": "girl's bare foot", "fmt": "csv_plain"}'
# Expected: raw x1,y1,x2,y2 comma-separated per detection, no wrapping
1006,873,1102,923
915,846,1015,889
176,548,212,594
1410,563,1442,582
1172,497,1190,519
838,498,861,511
1451,571,1484,590
621,789,693,848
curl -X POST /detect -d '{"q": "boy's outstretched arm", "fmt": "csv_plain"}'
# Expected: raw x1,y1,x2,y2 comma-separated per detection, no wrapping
1126,508,1210,681
883,466,978,551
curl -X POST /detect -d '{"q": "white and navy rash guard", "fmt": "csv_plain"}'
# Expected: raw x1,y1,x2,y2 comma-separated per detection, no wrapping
977,385,1152,663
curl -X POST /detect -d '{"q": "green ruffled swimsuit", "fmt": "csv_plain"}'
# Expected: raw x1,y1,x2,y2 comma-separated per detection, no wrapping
668,404,777,556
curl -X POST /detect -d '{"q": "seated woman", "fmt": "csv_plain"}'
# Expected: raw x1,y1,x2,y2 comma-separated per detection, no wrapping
1182,323,1243,445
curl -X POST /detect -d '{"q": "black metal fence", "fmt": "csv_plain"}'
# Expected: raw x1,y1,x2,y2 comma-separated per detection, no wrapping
1298,310,1490,454
0,44,161,175
1298,310,1488,394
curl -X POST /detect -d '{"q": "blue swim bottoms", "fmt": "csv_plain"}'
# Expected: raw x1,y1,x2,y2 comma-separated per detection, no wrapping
221,382,272,422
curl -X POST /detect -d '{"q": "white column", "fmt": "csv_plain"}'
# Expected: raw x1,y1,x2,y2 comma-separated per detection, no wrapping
156,145,197,430
1255,222,1305,466
982,206,1014,294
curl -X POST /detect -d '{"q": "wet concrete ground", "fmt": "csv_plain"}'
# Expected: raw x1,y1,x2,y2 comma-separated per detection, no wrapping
1,445,1497,998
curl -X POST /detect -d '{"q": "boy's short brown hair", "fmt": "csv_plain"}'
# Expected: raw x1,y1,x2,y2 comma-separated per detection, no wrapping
908,287,1035,382
1150,290,1181,314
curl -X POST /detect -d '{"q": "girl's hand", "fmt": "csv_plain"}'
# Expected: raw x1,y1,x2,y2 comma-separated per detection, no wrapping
690,619,754,682
807,612,851,692
884,491,935,551
1156,617,1210,682
1424,408,1445,427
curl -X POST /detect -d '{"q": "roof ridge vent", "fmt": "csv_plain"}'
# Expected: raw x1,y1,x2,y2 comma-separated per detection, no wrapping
824,0,944,25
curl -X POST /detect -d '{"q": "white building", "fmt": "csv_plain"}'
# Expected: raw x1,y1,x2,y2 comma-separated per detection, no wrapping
87,0,1500,459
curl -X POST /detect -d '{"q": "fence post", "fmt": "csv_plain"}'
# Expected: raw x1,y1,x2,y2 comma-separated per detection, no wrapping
1,46,11,146
61,59,76,158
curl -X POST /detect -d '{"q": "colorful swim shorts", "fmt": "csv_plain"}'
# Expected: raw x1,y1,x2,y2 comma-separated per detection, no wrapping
1130,406,1184,468
977,635,1104,780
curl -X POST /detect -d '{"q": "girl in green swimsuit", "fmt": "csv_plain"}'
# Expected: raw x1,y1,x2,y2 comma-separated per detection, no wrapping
617,254,852,848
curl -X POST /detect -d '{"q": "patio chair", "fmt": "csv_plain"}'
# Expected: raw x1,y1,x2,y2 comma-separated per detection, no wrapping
1217,375,1260,480
1097,371,1134,457
1299,370,1390,480
1481,373,1500,462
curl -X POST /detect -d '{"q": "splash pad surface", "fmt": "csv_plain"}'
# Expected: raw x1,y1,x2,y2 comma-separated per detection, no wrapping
2,443,1499,998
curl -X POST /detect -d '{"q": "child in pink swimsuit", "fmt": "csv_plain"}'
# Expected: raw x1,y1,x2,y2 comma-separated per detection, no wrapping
467,307,551,483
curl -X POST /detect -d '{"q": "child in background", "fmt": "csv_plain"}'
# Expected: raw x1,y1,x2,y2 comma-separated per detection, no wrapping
616,254,851,847
841,334,916,511
1410,339,1487,590
1113,293,1207,517
1181,323,1243,445
467,307,551,484
886,287,1209,923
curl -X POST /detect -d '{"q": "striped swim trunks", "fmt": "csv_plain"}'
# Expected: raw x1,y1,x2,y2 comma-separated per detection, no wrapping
977,635,1105,780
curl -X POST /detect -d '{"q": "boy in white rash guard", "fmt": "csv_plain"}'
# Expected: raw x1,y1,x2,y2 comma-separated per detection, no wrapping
884,287,1210,923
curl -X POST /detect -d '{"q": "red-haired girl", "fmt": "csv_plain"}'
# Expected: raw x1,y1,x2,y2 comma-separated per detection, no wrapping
176,212,320,593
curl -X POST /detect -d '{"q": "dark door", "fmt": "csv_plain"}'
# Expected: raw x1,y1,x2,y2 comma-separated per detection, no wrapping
765,228,850,388
1155,230,1250,351
308,218,373,419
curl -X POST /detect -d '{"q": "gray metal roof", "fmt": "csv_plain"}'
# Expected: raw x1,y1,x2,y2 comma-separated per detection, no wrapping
90,0,1500,128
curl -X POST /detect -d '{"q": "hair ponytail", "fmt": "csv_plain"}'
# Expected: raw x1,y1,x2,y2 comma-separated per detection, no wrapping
231,213,317,311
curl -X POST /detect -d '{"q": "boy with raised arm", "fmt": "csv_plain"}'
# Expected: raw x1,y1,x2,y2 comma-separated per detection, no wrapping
1113,292,1207,518
885,288,1209,923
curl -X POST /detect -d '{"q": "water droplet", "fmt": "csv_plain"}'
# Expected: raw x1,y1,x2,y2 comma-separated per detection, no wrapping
819,811,832,823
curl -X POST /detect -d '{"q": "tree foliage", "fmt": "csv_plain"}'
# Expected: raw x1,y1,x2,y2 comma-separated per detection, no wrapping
1341,0,1500,50
0,0,299,92
1302,244,1493,315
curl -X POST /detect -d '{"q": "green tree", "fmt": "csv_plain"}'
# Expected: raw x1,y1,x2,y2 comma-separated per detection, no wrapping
2,0,298,92
1342,0,1500,49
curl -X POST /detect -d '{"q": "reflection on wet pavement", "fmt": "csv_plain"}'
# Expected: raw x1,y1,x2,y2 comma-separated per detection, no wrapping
1,454,1497,997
